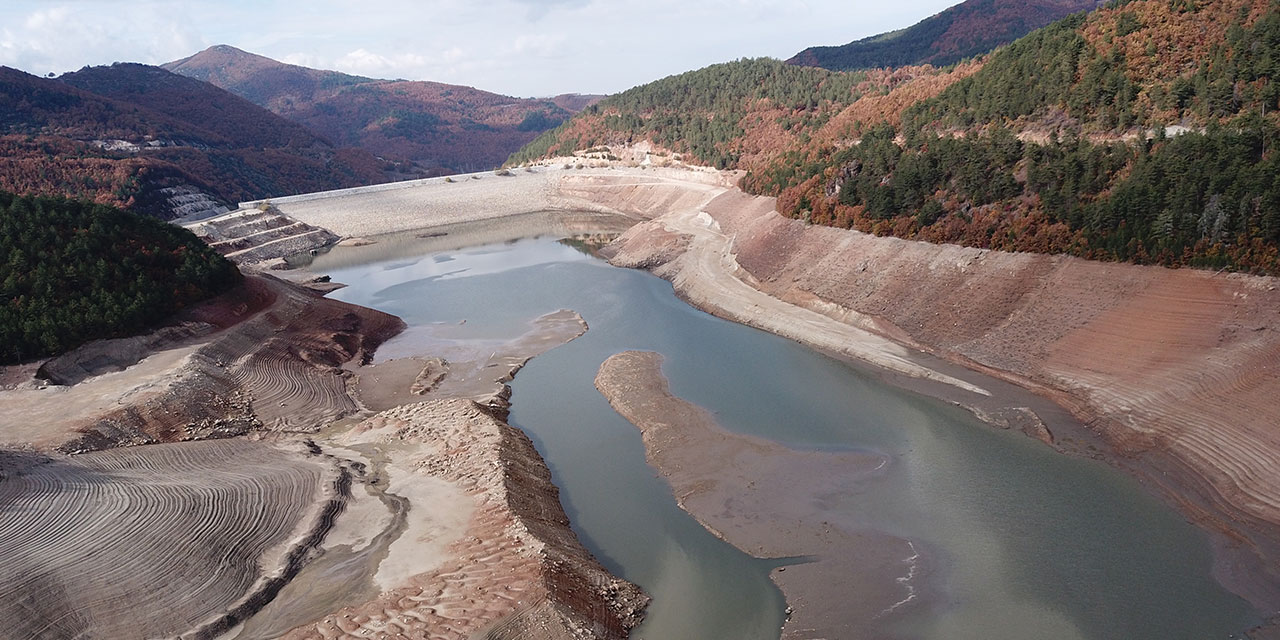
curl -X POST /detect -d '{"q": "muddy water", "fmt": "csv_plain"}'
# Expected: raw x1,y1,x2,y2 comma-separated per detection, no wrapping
314,236,1259,639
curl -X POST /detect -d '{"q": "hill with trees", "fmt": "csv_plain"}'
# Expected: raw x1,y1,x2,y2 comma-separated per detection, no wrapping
0,190,240,364
512,0,1280,274
787,0,1101,71
0,65,387,219
164,45,603,174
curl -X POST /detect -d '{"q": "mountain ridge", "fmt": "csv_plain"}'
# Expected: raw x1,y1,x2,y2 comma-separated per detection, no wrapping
788,0,1103,70
511,0,1280,274
0,64,387,219
164,45,604,174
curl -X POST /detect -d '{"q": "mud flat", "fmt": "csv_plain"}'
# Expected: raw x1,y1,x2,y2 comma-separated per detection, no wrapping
0,439,337,640
0,269,644,639
595,350,925,638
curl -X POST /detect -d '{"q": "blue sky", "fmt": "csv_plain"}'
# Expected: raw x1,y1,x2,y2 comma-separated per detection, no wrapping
0,0,957,97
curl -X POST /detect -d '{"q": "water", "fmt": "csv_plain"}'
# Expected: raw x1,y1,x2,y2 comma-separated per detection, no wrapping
316,236,1260,639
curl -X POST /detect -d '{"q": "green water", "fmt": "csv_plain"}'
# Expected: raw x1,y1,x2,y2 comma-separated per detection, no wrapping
317,236,1259,640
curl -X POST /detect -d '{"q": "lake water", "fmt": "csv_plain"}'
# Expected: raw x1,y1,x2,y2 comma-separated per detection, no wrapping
315,235,1259,640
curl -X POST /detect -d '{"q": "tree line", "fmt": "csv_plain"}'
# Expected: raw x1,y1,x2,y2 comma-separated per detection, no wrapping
1,190,241,364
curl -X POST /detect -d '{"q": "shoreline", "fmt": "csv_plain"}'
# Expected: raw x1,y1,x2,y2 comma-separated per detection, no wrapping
15,158,1279,637
593,350,927,638
0,272,646,639
262,162,1280,628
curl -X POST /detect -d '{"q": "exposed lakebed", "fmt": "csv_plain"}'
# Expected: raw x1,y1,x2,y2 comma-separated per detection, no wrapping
313,234,1259,639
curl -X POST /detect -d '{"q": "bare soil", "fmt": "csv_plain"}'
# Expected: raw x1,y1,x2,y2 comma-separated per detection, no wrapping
0,268,642,640
602,174,1280,625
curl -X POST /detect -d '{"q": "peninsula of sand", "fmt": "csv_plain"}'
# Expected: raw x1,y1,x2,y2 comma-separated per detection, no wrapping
3,148,1280,638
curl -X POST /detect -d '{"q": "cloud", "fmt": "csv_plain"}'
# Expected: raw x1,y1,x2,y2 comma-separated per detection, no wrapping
0,0,961,97
0,2,205,75
334,48,435,78
508,0,590,21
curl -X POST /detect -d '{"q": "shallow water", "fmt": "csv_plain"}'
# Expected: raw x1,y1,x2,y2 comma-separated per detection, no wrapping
316,236,1260,639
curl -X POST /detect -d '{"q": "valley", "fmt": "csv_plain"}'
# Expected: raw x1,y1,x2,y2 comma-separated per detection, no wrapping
4,0,1280,637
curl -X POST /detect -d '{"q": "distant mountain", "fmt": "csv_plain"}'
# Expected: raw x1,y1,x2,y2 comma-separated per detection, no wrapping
0,64,386,218
164,45,604,174
162,45,372,110
515,0,1280,274
788,0,1101,71
59,63,326,149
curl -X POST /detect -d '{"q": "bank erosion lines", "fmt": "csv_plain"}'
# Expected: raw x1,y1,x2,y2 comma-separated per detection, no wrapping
0,440,336,640
608,184,989,396
283,400,648,640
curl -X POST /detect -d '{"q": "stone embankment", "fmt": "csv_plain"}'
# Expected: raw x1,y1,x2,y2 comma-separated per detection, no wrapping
185,206,339,267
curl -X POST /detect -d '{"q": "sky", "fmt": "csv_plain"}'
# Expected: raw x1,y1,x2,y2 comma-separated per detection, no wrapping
0,0,957,98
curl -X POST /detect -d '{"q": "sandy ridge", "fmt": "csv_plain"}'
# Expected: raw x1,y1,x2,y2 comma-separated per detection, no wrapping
277,400,647,640
594,350,922,639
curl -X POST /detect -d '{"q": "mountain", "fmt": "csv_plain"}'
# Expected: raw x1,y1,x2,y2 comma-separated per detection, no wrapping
788,0,1102,71
162,45,372,110
0,64,387,219
59,63,327,149
512,0,1280,274
164,45,604,174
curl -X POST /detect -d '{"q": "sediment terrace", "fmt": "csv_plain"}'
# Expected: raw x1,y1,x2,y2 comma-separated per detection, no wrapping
0,440,337,640
0,255,645,638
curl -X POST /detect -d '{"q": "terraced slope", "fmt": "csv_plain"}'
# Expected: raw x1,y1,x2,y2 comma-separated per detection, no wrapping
50,275,405,452
185,207,340,266
0,440,339,640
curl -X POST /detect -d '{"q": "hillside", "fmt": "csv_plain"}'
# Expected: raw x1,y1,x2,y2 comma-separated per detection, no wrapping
59,63,327,149
0,190,240,364
164,46,603,174
0,65,387,219
788,0,1101,71
512,0,1280,274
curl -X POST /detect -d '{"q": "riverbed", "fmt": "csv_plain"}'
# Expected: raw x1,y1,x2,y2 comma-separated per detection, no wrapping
313,233,1259,639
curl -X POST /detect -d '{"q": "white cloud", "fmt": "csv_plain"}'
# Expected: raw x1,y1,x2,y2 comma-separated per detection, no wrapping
0,0,959,95
0,2,205,75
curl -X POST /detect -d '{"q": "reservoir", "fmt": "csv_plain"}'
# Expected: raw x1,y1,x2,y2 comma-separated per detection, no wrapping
314,232,1259,639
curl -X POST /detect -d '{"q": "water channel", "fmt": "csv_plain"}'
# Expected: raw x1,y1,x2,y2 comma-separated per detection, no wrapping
313,233,1259,639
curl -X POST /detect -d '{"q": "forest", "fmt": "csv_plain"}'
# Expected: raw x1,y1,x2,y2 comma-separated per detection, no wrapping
0,190,241,364
511,0,1280,274
507,58,875,169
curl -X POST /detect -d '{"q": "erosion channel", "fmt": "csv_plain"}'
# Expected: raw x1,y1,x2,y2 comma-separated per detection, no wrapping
311,231,1259,639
